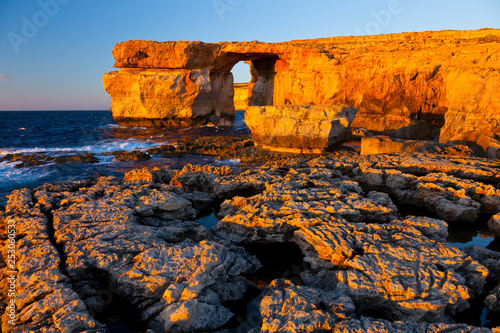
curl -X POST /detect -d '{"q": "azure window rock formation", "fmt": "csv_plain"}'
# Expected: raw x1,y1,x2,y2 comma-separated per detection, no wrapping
103,30,500,151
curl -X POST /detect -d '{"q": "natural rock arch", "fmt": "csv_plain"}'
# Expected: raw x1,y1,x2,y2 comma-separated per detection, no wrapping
103,29,500,147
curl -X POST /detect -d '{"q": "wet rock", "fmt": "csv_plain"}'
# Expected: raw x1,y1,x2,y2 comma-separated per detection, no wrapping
488,214,500,236
54,153,99,164
257,279,355,333
105,150,151,161
0,153,100,169
152,135,301,164
294,218,488,322
0,153,53,168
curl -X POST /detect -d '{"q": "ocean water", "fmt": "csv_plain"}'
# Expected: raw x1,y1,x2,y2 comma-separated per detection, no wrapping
0,110,250,206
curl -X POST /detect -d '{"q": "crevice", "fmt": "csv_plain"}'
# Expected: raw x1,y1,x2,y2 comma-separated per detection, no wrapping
221,283,262,333
80,268,148,333
243,242,309,287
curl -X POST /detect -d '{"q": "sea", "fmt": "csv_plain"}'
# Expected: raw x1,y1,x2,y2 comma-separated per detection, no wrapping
0,110,250,206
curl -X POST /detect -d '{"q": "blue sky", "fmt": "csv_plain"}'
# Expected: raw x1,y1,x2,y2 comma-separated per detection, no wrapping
0,0,499,111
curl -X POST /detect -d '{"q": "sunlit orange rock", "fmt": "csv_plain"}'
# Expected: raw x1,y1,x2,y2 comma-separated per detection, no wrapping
233,83,249,110
294,218,488,322
104,29,500,151
245,105,357,153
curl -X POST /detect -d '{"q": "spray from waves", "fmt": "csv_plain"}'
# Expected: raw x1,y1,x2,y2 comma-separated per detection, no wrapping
100,123,147,130
0,139,160,156
0,161,56,202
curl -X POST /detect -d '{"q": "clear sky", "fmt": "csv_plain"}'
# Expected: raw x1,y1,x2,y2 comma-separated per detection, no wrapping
0,0,499,111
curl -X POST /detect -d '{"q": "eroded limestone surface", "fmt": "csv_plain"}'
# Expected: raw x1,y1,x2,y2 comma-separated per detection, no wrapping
253,280,494,333
1,151,500,332
295,219,487,322
1,177,260,333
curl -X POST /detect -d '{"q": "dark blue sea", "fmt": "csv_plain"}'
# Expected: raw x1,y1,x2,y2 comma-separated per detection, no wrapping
0,110,250,206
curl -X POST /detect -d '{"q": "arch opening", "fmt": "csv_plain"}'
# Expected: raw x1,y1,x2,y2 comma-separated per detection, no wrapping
209,54,279,122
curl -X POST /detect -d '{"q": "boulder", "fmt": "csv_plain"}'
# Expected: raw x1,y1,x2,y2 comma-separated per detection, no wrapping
477,134,500,159
361,136,430,155
245,105,358,153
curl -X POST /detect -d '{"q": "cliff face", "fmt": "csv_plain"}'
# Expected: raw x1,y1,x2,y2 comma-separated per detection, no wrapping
233,83,249,110
103,29,500,143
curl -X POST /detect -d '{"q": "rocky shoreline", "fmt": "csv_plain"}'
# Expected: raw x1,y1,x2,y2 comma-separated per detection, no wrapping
1,146,500,332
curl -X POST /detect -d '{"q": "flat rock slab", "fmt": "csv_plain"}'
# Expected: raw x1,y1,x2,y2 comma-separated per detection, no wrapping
214,167,398,243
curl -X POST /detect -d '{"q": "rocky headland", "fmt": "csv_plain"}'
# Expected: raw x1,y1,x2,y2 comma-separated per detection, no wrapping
1,148,500,332
103,29,500,154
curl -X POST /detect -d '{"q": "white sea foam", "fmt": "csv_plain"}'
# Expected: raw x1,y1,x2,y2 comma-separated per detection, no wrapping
219,158,241,165
101,124,147,130
0,140,157,156
0,161,55,190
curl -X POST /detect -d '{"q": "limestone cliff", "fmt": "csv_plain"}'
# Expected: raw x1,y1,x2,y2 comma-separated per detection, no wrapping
233,83,249,110
103,29,500,144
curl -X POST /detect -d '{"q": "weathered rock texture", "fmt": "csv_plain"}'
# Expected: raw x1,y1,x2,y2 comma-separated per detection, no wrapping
254,280,495,333
360,136,476,156
2,151,500,332
0,176,260,333
104,30,500,148
234,83,249,110
295,219,487,322
245,105,357,152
